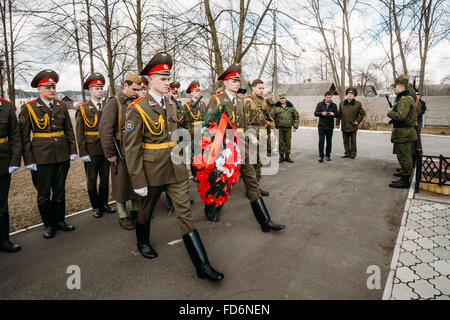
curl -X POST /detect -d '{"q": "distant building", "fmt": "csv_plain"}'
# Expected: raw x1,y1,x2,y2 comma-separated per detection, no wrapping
277,82,338,97
61,96,74,109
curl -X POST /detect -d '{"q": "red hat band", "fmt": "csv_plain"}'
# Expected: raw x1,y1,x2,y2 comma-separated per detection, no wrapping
223,72,240,81
148,64,170,76
189,85,199,93
89,80,104,88
170,87,178,91
141,82,147,87
38,78,56,86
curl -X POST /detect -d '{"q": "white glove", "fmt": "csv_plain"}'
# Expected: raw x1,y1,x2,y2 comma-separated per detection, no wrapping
8,166,19,174
70,154,78,161
81,155,91,163
134,187,148,197
25,163,37,171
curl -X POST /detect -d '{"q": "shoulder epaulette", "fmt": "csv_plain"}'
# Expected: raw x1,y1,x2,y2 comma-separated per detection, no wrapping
25,99,37,104
0,97,11,103
186,100,192,105
78,102,89,107
212,93,223,98
55,99,63,102
130,96,145,106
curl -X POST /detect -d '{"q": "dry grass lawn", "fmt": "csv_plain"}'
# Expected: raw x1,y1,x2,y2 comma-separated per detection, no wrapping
8,160,110,232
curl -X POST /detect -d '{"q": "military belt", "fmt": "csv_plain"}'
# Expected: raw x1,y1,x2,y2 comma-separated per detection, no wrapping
33,131,65,138
190,121,203,126
85,131,99,136
143,141,177,150
0,137,8,143
393,122,410,129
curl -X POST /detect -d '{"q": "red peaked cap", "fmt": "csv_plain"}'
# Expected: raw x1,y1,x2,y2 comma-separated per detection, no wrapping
83,73,105,90
31,69,59,88
186,80,200,94
141,52,173,77
218,63,241,81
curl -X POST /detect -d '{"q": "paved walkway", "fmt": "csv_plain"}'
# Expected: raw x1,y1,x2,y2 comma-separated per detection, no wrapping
383,178,450,300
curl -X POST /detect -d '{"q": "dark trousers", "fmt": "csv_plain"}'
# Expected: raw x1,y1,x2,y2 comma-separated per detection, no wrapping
342,132,357,157
318,128,333,158
84,155,110,192
31,161,70,205
0,174,11,216
137,180,193,236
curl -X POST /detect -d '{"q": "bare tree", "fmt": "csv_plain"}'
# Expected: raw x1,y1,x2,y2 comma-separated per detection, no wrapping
203,0,273,80
413,0,448,93
0,0,30,105
29,0,88,101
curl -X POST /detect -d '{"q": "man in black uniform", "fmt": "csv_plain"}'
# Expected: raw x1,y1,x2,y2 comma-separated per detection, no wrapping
75,73,116,218
0,97,21,252
19,70,77,238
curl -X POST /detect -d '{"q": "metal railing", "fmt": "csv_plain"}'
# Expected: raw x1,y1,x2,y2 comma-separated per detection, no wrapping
415,154,450,192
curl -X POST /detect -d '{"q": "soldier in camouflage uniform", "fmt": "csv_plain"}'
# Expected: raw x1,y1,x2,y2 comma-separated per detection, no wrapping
270,93,299,163
244,79,274,197
265,91,275,157
388,75,418,189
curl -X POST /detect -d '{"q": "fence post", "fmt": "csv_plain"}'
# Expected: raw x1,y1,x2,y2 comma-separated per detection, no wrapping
438,155,443,187
415,153,422,193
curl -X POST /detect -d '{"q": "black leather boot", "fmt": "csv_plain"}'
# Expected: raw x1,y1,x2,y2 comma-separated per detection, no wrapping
136,222,158,259
54,200,75,231
88,190,102,218
204,204,219,222
38,201,55,239
251,198,285,233
279,153,285,163
393,172,402,177
285,153,294,163
389,176,410,189
99,186,116,213
183,229,224,282
130,210,138,226
0,214,21,252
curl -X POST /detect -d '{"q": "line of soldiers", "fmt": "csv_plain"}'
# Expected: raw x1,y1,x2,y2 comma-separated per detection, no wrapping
1,52,288,283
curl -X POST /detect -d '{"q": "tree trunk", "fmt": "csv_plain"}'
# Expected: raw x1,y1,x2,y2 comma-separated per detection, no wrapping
136,0,143,73
1,0,12,101
104,0,115,96
392,0,408,75
73,0,86,102
388,0,397,81
85,0,95,74
7,0,14,105
340,10,346,100
343,0,352,87
204,0,224,79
